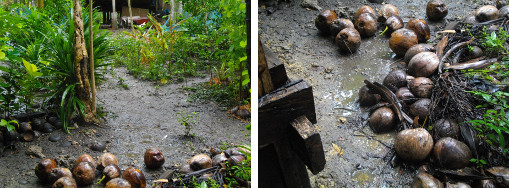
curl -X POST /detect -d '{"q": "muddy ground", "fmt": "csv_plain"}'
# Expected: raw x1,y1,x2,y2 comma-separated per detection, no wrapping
0,67,250,187
259,0,495,187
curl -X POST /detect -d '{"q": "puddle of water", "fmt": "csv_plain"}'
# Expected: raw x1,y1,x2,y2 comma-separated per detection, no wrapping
352,169,376,186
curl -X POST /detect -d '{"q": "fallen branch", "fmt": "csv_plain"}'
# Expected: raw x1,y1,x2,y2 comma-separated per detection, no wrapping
444,58,497,70
435,33,449,59
439,37,475,73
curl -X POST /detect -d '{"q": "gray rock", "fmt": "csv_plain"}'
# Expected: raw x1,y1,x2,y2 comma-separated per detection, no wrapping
90,142,106,151
48,134,61,142
301,0,322,11
26,145,45,158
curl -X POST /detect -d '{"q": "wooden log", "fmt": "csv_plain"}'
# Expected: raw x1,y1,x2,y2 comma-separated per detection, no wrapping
289,116,326,175
259,38,275,97
259,79,317,145
274,139,312,188
259,144,286,188
261,42,288,89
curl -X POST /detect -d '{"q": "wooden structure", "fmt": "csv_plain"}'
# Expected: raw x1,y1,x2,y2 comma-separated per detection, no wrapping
259,38,326,188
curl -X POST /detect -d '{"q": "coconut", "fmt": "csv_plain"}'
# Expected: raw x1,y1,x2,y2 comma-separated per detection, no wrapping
383,69,407,92
412,172,444,188
122,167,146,188
487,167,509,187
500,6,509,18
75,154,96,169
409,98,431,123
384,15,404,36
355,13,378,38
315,10,338,35
330,18,354,37
426,0,448,21
394,128,434,162
354,6,376,19
408,52,439,77
409,77,433,98
389,28,418,57
368,107,396,133
433,119,460,140
103,164,122,183
396,87,415,101
404,44,435,63
52,177,76,188
359,85,381,107
463,15,478,25
212,153,228,167
406,18,431,43
476,5,499,22
73,161,95,186
22,130,35,142
378,4,399,22
179,164,194,174
433,137,472,169
18,122,32,133
498,0,509,9
228,155,247,166
467,46,483,60
48,168,72,185
105,178,131,188
35,158,58,184
97,153,118,171
144,147,165,169
476,179,497,188
190,154,213,171
336,27,361,54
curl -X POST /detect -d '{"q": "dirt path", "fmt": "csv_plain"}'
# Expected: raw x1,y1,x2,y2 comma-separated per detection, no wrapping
259,0,492,186
0,66,250,187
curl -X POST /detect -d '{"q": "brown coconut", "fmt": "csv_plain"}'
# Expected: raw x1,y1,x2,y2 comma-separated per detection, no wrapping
35,158,58,184
315,10,338,35
383,69,408,92
73,161,95,186
395,128,434,162
122,167,146,188
412,172,444,188
48,168,72,185
378,4,399,22
408,52,439,77
355,6,376,19
106,178,132,188
426,0,448,21
368,107,396,133
389,28,418,57
500,6,509,18
409,77,433,98
144,147,165,169
433,137,472,169
212,153,228,167
359,85,381,107
396,87,415,101
355,13,378,38
336,27,361,54
330,18,354,37
190,154,213,171
52,177,77,188
384,15,404,36
409,98,431,123
97,153,118,171
406,18,431,43
433,119,460,140
103,164,122,183
404,44,435,63
75,154,95,169
476,5,499,22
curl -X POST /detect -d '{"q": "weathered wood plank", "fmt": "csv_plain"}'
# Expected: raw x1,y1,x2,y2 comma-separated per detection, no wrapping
259,79,317,145
289,116,326,175
274,139,311,188
259,144,286,188
259,38,275,97
261,42,288,89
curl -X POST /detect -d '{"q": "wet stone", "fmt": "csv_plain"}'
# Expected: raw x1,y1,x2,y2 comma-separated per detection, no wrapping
90,142,106,151
49,134,61,142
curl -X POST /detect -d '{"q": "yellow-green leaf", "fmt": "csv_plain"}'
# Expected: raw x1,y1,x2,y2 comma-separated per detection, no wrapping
40,60,50,65
240,40,247,48
160,78,168,84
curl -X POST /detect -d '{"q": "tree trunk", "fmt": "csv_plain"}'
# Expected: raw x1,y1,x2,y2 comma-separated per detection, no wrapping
73,0,97,124
128,0,133,30
37,0,43,9
112,0,117,29
89,0,96,114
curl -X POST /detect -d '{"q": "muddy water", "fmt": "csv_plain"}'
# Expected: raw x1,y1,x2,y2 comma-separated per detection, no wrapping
259,0,490,186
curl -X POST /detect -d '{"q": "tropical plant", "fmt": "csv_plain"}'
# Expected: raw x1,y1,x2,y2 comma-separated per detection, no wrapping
0,119,18,132
177,110,199,137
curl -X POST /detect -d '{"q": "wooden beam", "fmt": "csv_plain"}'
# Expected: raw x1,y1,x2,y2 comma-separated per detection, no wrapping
274,139,312,188
259,79,317,145
259,144,286,188
289,116,326,175
258,38,274,97
261,41,288,89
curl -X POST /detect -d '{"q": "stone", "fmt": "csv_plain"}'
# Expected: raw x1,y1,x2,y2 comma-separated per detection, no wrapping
301,0,322,11
26,145,45,158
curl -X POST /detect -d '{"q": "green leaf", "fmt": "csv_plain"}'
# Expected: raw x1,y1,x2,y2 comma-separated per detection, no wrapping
7,124,14,132
200,181,207,188
239,56,247,62
240,40,247,48
0,51,5,60
0,119,7,126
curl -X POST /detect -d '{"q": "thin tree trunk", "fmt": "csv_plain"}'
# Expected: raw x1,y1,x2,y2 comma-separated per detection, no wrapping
128,0,133,31
89,0,96,114
37,0,43,9
112,0,117,29
73,0,97,124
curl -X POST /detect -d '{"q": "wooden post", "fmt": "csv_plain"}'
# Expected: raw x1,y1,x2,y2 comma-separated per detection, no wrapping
258,38,274,97
112,0,117,29
89,0,96,114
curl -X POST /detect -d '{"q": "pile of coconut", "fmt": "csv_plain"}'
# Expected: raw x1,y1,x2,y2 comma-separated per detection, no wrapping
34,146,249,188
351,1,509,187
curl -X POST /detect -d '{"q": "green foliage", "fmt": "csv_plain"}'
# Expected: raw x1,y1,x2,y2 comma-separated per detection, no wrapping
0,119,18,132
481,27,509,56
470,158,487,168
225,145,251,186
177,110,199,137
186,82,248,108
463,57,509,83
467,91,509,155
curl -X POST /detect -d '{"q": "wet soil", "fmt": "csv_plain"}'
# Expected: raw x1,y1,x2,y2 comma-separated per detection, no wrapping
259,0,494,187
0,67,250,187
